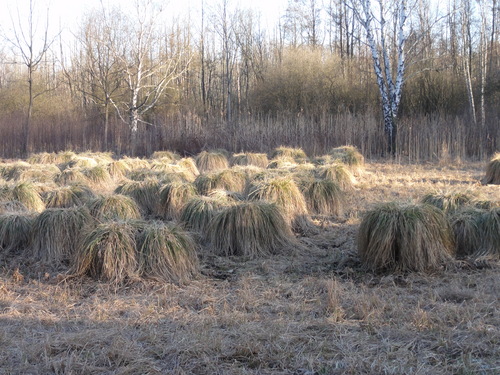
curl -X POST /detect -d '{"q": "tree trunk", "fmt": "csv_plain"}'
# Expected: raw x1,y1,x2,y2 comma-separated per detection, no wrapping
22,67,34,158
129,108,139,156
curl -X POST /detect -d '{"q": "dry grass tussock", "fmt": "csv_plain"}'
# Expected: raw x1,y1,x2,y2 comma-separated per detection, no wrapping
195,151,229,173
157,181,198,220
0,158,499,375
43,184,95,208
358,202,455,273
194,169,247,195
483,152,500,184
87,194,142,222
0,212,34,254
137,221,199,283
209,201,296,257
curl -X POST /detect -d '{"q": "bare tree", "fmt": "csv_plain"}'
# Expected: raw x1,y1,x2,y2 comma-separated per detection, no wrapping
351,0,408,155
103,1,190,155
7,0,56,157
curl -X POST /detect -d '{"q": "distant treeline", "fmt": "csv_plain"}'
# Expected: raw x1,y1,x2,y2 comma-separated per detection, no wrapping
0,0,498,159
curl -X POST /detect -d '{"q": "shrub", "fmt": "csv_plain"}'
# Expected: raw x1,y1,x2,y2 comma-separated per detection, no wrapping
31,207,92,265
483,153,500,184
74,221,139,284
303,179,344,216
195,151,229,173
208,201,295,258
248,176,310,231
358,202,454,273
137,221,199,283
87,194,142,222
158,182,198,220
0,213,34,254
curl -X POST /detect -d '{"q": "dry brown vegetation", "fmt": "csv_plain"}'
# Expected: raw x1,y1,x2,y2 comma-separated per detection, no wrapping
0,152,499,374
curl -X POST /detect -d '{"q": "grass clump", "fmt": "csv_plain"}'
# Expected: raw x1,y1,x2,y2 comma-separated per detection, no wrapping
195,169,247,195
27,152,59,164
483,152,500,184
303,179,344,216
208,201,295,258
358,202,454,273
12,182,45,212
195,151,229,173
151,150,180,161
55,168,87,186
271,146,308,163
121,157,151,170
87,194,142,222
137,221,199,283
318,163,356,190
180,196,229,235
31,207,92,265
0,213,34,254
158,182,198,220
115,178,161,216
476,207,500,258
82,165,112,186
248,176,310,231
231,153,269,168
0,200,29,214
329,146,364,172
43,184,95,208
176,158,200,180
450,208,484,258
74,221,139,284
421,189,476,214
267,157,298,170
107,160,132,179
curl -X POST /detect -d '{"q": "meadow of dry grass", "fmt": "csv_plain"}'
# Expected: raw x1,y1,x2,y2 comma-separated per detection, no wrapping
0,160,499,374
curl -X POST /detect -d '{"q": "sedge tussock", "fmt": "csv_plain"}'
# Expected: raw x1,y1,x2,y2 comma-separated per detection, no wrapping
55,168,87,185
61,156,99,170
271,146,308,163
74,221,139,283
450,208,484,258
56,150,77,164
208,189,244,202
248,176,310,231
476,207,500,258
3,164,60,183
358,202,454,273
176,157,200,179
137,221,199,283
81,165,112,187
231,153,269,168
107,160,131,179
0,200,29,214
303,179,344,216
27,152,59,164
150,162,197,182
151,150,181,161
121,157,150,170
43,184,95,208
421,189,477,214
115,178,161,216
31,206,93,265
195,169,247,196
12,182,45,212
483,152,500,185
329,146,364,172
318,162,356,190
0,161,31,180
0,213,34,254
209,201,295,258
180,196,230,235
158,182,198,220
87,194,142,222
195,151,229,173
126,168,163,181
267,156,299,170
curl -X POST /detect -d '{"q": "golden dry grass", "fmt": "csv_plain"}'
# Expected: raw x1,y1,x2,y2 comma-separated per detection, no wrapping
0,159,499,375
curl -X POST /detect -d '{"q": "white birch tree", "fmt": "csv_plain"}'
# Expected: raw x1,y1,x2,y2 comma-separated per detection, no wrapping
351,0,408,155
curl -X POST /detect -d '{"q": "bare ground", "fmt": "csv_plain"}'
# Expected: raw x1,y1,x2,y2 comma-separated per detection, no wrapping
0,161,499,375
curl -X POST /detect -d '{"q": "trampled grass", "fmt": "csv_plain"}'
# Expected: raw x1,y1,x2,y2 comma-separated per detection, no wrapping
0,156,499,375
